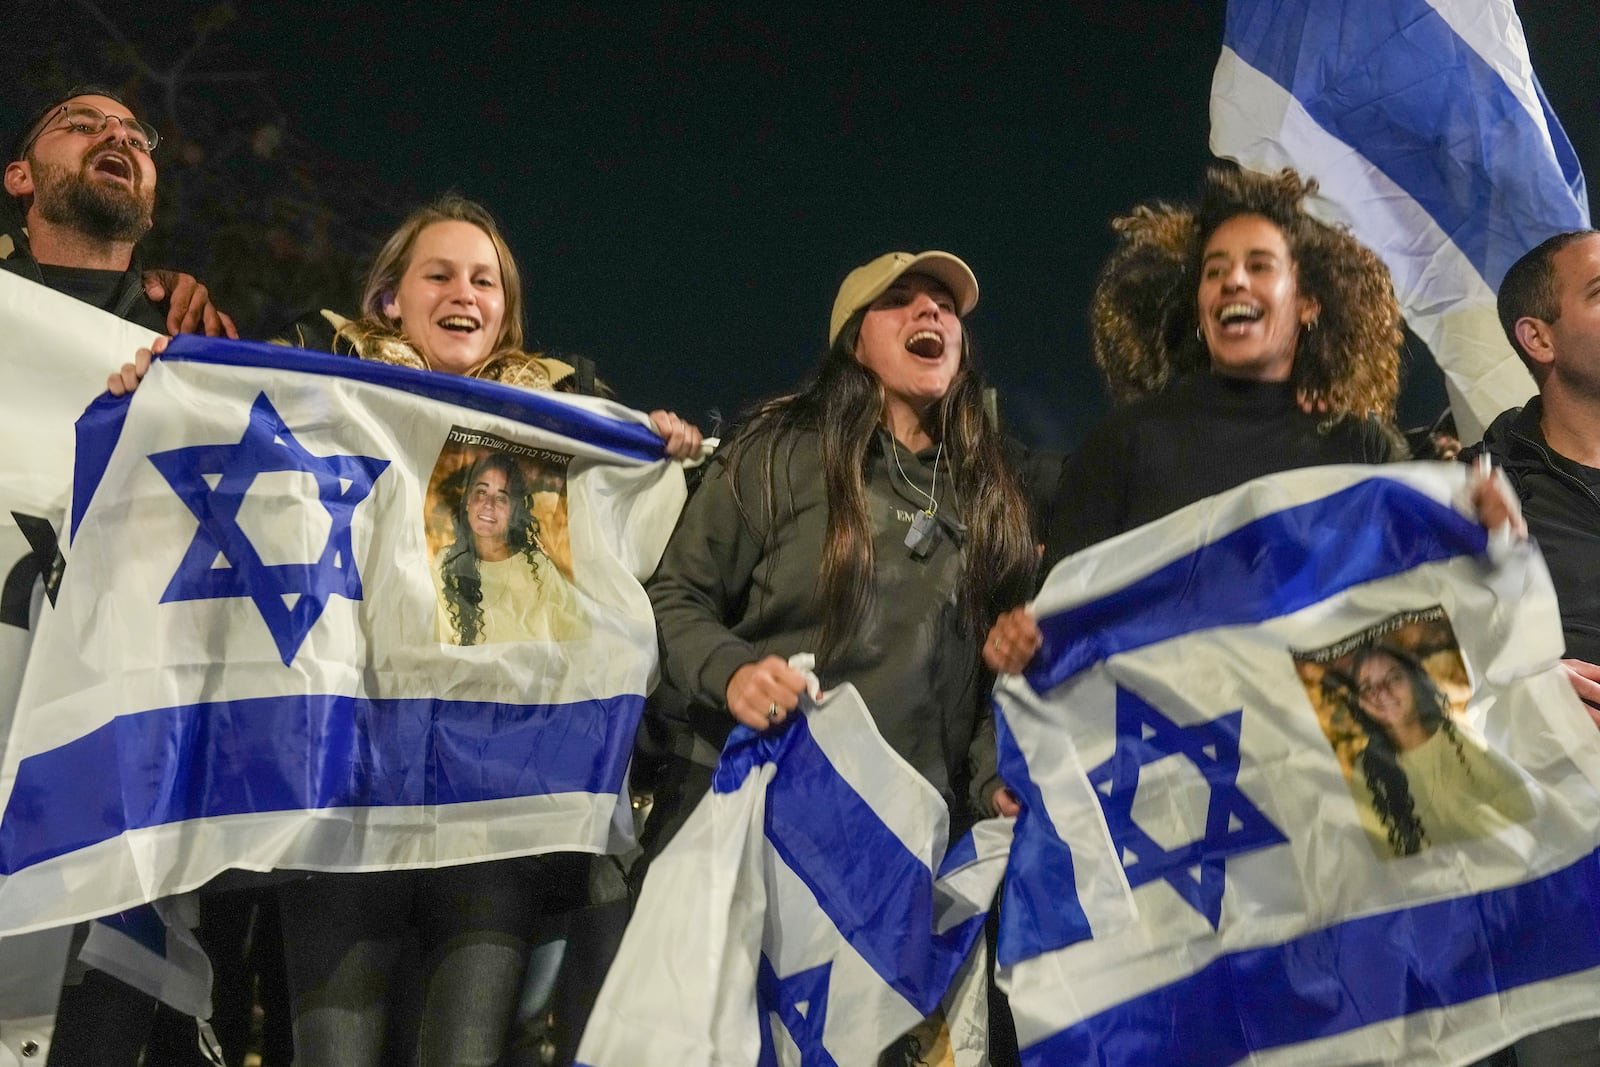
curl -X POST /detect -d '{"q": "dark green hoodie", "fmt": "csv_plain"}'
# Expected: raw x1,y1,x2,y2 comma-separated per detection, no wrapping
647,425,1000,823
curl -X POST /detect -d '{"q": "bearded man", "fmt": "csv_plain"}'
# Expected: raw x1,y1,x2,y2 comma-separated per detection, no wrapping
3,84,234,336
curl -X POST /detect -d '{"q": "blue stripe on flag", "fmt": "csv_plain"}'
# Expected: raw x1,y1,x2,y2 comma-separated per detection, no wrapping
72,391,132,544
1027,478,1485,694
1533,75,1588,207
160,335,668,462
97,905,166,957
0,692,641,875
1021,849,1600,1066
936,828,977,878
994,702,1093,966
1225,0,1590,290
750,715,983,1017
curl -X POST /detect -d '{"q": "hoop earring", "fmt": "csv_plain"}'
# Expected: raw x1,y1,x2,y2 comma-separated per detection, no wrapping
1304,318,1319,332
1195,325,1204,342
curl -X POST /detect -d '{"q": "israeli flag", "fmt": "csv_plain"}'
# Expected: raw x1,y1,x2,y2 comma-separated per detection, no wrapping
1211,0,1591,441
577,683,1011,1067
997,465,1600,1066
0,334,686,934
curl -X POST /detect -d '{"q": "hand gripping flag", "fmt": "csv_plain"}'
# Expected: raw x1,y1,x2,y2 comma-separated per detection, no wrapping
0,334,686,935
576,682,1013,1067
1211,0,1591,441
995,464,1600,1066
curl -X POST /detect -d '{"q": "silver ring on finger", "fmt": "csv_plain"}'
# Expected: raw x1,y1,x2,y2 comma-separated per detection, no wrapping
766,702,780,722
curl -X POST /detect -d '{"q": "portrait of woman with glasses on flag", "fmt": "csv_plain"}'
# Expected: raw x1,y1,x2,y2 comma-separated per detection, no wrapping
1345,644,1533,860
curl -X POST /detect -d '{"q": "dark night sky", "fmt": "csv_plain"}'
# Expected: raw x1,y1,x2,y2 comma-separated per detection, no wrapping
13,1,1600,450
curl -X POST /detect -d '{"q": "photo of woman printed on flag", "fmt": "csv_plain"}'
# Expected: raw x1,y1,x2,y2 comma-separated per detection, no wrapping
423,426,588,645
1293,608,1533,860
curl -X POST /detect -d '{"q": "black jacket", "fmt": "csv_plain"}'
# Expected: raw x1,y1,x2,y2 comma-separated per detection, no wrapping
0,194,167,333
1043,373,1402,572
1463,399,1600,664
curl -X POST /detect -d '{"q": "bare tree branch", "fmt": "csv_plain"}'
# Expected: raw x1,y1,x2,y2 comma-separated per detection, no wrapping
64,0,162,81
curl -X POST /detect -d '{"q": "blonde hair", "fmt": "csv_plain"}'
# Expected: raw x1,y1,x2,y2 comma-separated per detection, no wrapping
357,194,526,370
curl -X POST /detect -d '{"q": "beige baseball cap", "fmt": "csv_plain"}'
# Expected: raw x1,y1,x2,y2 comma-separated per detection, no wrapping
828,251,979,346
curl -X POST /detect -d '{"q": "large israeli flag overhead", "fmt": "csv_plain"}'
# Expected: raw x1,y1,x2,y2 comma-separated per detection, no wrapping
0,333,686,934
1211,0,1591,441
577,683,1012,1067
996,465,1600,1066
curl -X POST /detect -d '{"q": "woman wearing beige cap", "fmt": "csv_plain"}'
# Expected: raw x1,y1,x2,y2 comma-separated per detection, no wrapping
642,250,1036,869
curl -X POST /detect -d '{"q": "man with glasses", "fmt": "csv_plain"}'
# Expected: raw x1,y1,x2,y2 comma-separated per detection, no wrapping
0,85,235,1067
3,84,235,336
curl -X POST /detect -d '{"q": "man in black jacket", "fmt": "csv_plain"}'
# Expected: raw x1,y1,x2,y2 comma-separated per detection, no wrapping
1466,228,1600,1065
1469,230,1600,719
1,84,235,1067
2,84,235,337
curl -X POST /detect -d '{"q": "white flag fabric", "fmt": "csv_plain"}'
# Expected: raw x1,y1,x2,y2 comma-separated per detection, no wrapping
0,333,685,934
78,898,214,1021
0,271,155,731
577,683,1012,1067
0,925,72,1067
0,272,167,1057
996,464,1600,1066
1210,0,1591,441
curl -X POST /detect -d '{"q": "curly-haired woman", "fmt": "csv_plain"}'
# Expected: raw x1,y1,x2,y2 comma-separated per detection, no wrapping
1347,646,1532,859
982,166,1519,674
1045,165,1407,558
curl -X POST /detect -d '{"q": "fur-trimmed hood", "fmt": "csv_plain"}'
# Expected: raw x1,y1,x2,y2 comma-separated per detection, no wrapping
310,310,577,392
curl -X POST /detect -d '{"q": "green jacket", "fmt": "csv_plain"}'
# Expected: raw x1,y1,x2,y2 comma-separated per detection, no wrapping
647,425,1000,823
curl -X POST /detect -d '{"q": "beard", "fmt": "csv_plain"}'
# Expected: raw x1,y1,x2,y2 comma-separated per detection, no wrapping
31,156,154,244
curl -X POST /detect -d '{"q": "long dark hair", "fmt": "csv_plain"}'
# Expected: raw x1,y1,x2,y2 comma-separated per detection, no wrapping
718,308,1036,660
438,452,544,645
1347,646,1463,856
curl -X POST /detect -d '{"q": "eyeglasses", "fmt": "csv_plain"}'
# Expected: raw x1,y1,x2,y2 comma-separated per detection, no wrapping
18,103,160,157
1356,666,1407,702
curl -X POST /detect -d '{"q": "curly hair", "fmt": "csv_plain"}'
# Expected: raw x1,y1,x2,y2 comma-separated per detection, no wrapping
1091,166,1403,423
720,305,1036,661
1347,645,1469,857
438,452,545,646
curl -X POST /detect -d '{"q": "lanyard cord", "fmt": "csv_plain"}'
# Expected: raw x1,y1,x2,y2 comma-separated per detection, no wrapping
889,437,943,517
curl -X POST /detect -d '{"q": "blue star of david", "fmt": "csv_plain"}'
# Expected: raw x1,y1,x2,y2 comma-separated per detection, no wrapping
149,391,389,666
1087,685,1287,929
756,955,838,1067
